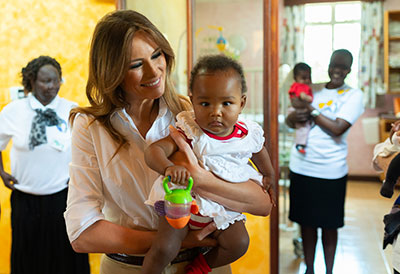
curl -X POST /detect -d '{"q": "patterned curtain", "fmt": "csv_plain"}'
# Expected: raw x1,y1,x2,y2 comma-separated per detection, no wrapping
359,1,384,108
280,5,306,68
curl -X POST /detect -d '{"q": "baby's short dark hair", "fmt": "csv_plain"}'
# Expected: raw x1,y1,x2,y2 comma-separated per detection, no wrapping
293,62,311,79
189,54,247,94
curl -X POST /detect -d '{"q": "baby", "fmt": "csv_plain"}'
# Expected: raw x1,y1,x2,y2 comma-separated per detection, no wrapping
142,54,274,274
288,62,313,154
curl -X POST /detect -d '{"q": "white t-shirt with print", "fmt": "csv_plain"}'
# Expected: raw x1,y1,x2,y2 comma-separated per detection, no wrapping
289,83,364,179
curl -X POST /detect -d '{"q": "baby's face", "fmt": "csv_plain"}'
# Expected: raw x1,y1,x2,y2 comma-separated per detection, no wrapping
190,69,246,137
295,70,311,85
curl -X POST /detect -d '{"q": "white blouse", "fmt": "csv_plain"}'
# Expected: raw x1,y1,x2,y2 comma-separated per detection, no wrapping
64,98,173,242
0,94,75,195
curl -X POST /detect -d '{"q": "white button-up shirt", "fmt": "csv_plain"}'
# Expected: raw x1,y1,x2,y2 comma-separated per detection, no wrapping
0,94,76,195
64,98,174,242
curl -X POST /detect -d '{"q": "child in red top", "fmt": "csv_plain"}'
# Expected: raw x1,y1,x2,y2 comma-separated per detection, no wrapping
288,62,312,154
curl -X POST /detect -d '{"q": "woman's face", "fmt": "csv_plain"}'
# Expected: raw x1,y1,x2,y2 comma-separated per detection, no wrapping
31,64,61,106
327,53,352,89
121,31,167,103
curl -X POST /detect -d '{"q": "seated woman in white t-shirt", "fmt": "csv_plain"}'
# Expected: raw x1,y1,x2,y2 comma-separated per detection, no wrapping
285,49,364,274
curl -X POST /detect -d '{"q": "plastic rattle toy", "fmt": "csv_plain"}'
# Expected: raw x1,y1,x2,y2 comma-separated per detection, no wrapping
155,176,199,229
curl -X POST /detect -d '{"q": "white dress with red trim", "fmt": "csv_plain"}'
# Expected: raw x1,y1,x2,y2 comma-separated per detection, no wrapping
146,111,265,230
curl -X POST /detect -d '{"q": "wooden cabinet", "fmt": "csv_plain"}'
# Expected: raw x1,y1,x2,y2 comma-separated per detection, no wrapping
384,10,400,94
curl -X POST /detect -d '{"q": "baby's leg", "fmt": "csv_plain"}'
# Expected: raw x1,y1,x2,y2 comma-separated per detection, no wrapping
141,217,188,274
206,220,249,267
381,153,400,198
185,221,248,274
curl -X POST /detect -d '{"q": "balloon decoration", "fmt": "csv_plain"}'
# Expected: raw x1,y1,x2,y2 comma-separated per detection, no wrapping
196,25,247,59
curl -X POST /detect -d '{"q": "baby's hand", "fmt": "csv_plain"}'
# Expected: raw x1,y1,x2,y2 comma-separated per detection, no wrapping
165,165,191,185
390,120,400,144
392,120,400,133
299,92,313,103
262,176,276,207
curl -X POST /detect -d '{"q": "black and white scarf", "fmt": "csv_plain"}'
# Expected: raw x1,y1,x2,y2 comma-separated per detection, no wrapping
28,109,62,150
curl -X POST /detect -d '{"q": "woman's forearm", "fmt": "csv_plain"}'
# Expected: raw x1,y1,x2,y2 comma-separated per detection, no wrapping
71,220,156,254
313,114,351,137
168,126,272,216
191,168,272,216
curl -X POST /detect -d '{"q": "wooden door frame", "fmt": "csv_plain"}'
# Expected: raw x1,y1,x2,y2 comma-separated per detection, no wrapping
186,1,280,273
263,1,280,273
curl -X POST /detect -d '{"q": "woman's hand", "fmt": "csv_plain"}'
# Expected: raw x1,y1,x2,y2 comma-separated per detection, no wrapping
0,152,18,190
285,108,311,128
169,125,272,216
0,170,18,190
168,125,202,177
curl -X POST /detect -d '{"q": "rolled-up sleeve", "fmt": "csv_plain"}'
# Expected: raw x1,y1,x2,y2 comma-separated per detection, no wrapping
64,115,105,242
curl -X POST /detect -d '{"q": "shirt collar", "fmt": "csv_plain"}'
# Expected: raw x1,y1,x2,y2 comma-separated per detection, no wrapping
28,93,60,110
116,97,169,123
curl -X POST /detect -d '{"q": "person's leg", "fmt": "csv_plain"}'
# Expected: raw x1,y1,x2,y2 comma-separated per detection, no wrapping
186,221,249,274
205,221,249,267
295,123,309,154
381,153,400,198
321,228,337,274
141,217,188,274
300,225,318,274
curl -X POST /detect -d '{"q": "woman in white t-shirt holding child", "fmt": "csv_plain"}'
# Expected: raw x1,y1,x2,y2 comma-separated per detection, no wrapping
285,49,364,274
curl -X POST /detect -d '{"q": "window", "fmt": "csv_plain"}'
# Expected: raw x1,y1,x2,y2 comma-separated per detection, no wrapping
304,1,361,88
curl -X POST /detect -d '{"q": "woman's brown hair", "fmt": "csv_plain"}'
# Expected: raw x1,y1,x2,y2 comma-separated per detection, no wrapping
70,10,190,149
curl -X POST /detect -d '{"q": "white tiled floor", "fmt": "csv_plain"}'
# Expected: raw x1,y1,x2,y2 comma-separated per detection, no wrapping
279,180,396,274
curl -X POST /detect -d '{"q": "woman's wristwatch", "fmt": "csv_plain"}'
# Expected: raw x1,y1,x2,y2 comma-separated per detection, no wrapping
310,109,321,118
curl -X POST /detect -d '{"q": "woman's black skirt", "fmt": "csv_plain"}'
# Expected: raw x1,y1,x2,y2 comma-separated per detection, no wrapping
289,170,347,229
10,188,90,274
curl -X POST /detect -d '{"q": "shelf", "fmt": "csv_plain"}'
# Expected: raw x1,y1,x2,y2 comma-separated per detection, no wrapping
385,10,400,95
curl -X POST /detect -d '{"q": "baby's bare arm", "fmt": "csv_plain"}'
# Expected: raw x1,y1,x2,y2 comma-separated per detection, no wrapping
251,147,276,205
299,92,313,102
251,147,275,188
144,135,179,176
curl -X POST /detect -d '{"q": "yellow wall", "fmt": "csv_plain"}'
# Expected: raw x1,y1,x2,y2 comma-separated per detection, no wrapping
231,214,270,273
0,0,115,107
0,1,115,273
